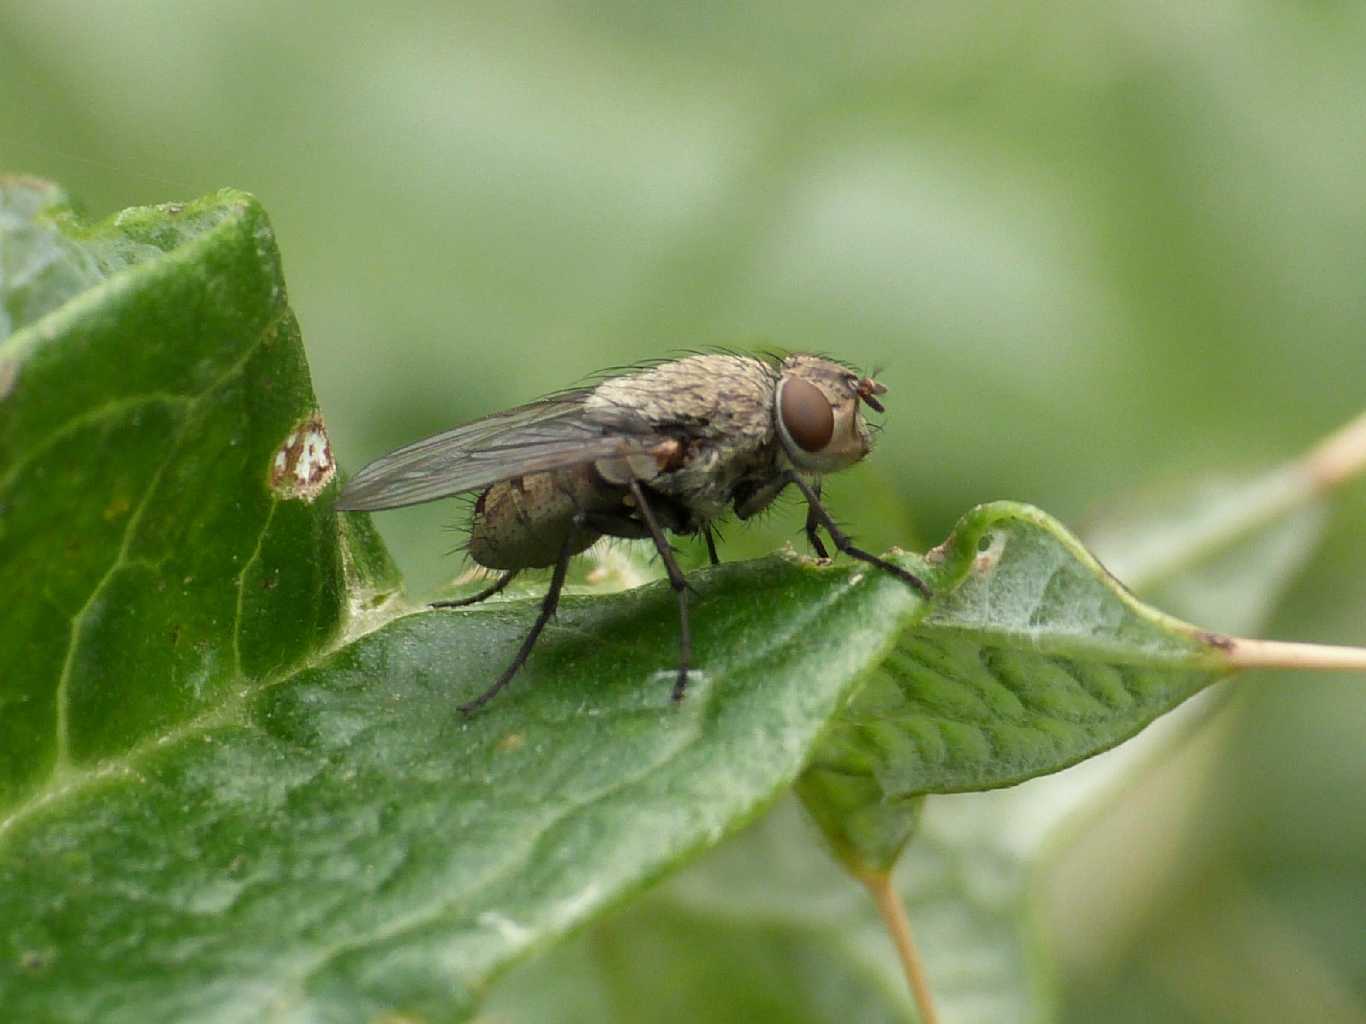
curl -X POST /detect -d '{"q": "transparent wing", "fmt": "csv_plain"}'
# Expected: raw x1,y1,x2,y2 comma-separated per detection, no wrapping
336,390,661,510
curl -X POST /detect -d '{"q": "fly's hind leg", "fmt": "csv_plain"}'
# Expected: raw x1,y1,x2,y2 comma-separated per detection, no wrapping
431,570,518,609
458,537,574,715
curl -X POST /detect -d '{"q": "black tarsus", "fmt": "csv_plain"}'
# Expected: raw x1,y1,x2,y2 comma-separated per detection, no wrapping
786,472,932,598
703,524,721,567
431,569,519,609
628,479,693,702
457,534,575,714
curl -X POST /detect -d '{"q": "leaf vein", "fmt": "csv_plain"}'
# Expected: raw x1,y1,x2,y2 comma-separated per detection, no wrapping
33,311,281,796
0,393,192,495
232,500,279,676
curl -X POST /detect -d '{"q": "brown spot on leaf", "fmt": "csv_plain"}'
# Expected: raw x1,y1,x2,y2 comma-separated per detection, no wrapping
102,494,132,522
270,413,335,501
496,732,525,753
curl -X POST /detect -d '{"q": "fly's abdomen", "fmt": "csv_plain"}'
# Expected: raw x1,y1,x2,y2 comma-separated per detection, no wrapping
467,467,614,569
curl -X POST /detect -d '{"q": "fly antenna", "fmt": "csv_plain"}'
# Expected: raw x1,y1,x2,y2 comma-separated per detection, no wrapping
856,374,887,413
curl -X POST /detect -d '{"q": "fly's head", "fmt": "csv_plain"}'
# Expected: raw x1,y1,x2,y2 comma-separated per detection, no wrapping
773,354,887,475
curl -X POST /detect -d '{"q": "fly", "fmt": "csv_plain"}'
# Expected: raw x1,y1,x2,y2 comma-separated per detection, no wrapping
336,352,932,712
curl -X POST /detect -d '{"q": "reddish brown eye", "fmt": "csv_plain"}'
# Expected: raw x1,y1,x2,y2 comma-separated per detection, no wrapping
780,377,835,452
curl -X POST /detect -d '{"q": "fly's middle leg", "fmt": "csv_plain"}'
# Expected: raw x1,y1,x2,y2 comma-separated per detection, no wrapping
702,524,721,567
627,479,693,702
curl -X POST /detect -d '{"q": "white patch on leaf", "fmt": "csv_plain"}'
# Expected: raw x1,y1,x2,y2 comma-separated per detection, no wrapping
269,414,334,501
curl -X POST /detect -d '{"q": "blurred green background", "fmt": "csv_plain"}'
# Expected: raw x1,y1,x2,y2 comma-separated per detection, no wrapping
5,3,1364,1020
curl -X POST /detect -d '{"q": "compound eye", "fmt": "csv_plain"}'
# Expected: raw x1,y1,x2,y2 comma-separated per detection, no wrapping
779,376,835,453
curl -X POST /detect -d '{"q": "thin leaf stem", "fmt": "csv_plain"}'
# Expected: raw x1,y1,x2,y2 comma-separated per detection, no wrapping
859,870,941,1024
1303,409,1366,492
1109,408,1366,593
1224,636,1366,672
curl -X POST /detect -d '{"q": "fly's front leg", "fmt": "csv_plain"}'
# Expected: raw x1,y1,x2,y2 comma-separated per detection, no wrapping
786,472,932,598
803,482,830,559
627,479,693,702
735,474,827,559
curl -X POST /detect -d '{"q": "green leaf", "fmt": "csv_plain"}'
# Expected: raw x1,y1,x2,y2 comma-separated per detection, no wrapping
0,184,1291,1023
0,182,367,807
1,554,923,1021
484,795,1051,1024
798,501,1229,872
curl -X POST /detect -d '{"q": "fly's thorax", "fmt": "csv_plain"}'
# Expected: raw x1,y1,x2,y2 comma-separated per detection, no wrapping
586,354,782,521
467,465,622,570
586,353,777,446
